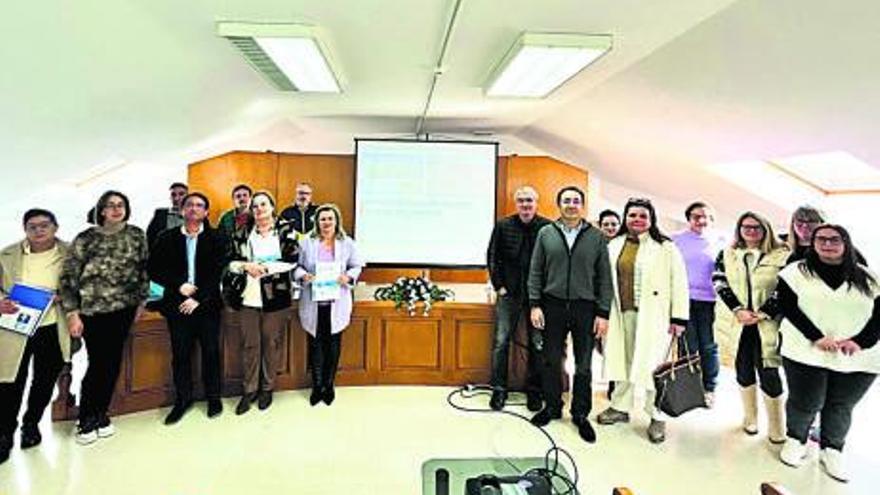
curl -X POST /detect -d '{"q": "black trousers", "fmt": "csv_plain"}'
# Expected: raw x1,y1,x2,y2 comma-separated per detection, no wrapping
490,293,543,395
0,324,64,436
540,298,596,417
79,307,137,422
166,311,221,404
783,357,876,450
308,305,341,390
735,324,783,397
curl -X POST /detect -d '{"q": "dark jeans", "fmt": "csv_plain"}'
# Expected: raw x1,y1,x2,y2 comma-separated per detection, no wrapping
684,300,719,392
166,311,221,404
308,305,341,390
490,294,542,395
79,307,137,422
783,358,876,450
735,324,783,397
540,297,596,417
0,324,64,435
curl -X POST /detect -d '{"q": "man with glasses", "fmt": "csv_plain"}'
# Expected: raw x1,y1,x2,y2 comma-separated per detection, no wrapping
486,186,551,412
146,182,189,248
148,193,228,424
0,209,69,463
281,182,319,235
527,186,613,443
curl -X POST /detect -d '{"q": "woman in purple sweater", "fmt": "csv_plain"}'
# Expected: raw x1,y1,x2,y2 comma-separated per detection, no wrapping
294,204,364,406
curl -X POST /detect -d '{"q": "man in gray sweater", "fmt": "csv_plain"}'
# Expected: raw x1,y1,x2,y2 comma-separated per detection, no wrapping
528,186,613,443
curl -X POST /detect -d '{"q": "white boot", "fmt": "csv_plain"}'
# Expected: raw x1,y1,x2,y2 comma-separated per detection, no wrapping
763,393,786,444
780,438,808,467
739,385,758,435
820,448,849,482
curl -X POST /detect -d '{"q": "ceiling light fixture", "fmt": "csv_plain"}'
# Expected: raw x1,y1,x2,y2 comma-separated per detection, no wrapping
217,22,342,93
486,33,612,98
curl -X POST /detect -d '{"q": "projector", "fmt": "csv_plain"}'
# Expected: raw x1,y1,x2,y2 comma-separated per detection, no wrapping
464,474,552,495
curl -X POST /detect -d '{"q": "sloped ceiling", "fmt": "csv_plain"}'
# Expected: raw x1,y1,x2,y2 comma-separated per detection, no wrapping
1,0,877,232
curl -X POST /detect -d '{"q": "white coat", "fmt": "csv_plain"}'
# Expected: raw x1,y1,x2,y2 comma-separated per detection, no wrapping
604,233,690,389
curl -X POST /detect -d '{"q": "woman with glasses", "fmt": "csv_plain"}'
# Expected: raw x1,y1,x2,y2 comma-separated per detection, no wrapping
294,204,364,406
227,191,299,415
712,212,789,444
776,225,879,482
787,206,825,264
59,191,149,445
598,198,689,444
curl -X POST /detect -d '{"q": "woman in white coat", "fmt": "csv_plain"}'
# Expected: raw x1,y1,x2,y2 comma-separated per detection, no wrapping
597,198,690,443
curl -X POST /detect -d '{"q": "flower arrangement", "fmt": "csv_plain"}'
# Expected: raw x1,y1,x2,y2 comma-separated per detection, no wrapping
373,276,455,316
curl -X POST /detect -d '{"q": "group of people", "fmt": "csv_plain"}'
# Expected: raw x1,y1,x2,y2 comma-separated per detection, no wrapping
487,187,878,483
0,180,363,465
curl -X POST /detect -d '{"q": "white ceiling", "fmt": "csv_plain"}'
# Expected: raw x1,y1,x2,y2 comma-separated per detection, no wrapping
2,0,878,233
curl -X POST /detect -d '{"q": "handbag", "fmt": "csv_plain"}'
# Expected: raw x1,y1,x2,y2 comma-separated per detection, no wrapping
653,336,706,417
221,270,247,310
259,270,294,313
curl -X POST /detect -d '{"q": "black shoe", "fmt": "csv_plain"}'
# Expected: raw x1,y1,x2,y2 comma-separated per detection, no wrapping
309,388,323,406
164,401,192,425
235,394,253,415
322,386,335,406
20,423,41,449
530,408,562,427
207,399,223,418
0,434,11,465
489,390,507,411
526,392,543,412
573,415,597,444
258,391,273,410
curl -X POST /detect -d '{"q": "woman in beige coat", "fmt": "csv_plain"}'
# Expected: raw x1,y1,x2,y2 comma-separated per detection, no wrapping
712,211,790,444
0,209,70,464
597,198,690,444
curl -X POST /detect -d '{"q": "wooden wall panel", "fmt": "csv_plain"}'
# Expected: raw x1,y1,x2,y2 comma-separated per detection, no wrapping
276,154,355,233
189,151,279,225
454,320,494,371
501,155,589,218
128,330,173,393
339,319,368,372
381,319,442,370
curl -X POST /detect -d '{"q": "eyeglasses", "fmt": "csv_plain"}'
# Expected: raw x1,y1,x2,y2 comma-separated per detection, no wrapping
103,202,126,210
794,219,820,228
814,235,843,246
740,224,765,232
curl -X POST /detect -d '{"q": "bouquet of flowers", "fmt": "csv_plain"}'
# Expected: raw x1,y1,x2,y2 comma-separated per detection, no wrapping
373,276,455,316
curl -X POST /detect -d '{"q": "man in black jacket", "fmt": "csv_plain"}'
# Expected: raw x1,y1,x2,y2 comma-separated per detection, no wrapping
148,192,227,424
280,182,319,235
486,186,551,411
146,182,188,248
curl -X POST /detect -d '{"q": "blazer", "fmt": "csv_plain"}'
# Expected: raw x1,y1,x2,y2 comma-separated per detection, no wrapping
294,236,364,336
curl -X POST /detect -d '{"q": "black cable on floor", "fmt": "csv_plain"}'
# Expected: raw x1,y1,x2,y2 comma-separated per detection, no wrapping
446,385,581,495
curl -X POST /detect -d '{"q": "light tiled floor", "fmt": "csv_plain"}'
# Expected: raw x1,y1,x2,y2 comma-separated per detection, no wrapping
1,377,877,495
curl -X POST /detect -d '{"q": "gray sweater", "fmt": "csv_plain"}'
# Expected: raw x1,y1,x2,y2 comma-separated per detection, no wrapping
528,221,613,318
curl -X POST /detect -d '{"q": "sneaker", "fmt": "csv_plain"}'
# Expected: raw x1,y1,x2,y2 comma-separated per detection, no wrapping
779,438,808,467
207,399,223,418
572,415,597,444
75,420,98,446
597,407,630,425
97,416,115,438
820,448,849,482
704,392,716,409
530,408,562,427
647,419,666,444
20,423,42,449
526,392,543,412
489,390,507,411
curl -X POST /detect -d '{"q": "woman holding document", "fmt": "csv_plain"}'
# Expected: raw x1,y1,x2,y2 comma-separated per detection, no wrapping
295,204,364,406
227,191,299,415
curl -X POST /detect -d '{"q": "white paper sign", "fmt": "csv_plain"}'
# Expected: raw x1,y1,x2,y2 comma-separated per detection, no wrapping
313,261,342,302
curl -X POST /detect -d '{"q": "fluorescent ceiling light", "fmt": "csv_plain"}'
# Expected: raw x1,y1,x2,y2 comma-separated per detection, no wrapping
486,33,612,98
217,22,341,93
771,151,880,192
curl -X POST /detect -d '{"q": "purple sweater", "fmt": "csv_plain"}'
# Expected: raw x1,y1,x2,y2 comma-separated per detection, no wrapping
672,230,724,302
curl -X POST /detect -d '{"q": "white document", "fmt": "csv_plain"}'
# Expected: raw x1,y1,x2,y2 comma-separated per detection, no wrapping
313,261,342,302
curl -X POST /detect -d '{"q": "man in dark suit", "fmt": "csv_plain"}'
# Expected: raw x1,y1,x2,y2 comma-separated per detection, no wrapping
146,182,188,247
280,182,318,234
148,192,227,424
